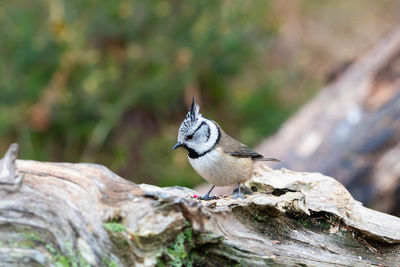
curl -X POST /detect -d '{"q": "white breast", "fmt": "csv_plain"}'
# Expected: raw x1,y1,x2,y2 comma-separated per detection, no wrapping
188,147,253,186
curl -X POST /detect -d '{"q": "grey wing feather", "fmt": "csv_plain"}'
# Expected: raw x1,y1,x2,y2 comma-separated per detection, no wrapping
220,128,280,161
229,146,264,159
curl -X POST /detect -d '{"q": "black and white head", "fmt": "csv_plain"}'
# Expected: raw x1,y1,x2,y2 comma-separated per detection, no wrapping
172,98,220,158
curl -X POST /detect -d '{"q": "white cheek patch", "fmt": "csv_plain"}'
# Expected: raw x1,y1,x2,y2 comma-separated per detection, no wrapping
187,118,219,155
194,123,210,143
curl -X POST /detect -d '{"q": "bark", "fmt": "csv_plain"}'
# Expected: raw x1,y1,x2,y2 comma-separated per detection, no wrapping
1,144,400,266
257,25,400,216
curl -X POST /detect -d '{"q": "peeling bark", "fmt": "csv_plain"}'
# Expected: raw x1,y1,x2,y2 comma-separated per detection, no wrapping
0,144,399,266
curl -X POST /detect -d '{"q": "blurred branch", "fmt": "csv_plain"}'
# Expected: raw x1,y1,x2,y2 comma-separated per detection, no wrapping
257,24,400,216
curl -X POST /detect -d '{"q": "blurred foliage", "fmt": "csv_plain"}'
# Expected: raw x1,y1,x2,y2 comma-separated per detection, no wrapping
5,0,396,187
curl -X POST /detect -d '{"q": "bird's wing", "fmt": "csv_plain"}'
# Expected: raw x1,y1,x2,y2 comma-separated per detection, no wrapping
221,129,280,161
228,146,264,159
220,130,264,159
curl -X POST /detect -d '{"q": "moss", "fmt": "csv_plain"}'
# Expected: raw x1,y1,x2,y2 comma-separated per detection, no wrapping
0,231,47,249
105,223,129,249
0,229,85,266
51,252,87,267
79,256,90,267
54,255,73,267
18,239,36,248
156,257,166,267
104,220,135,266
102,257,118,267
104,222,127,234
44,241,90,267
166,232,190,266
9,232,47,249
51,253,89,267
196,233,224,245
46,244,57,254
317,220,332,231
183,228,193,246
253,213,271,222
156,223,199,267
289,211,337,232
23,232,45,243
47,246,78,267
156,222,227,266
0,225,90,266
107,216,123,223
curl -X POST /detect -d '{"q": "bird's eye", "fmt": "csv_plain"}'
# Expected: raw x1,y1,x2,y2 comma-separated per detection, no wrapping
186,135,193,140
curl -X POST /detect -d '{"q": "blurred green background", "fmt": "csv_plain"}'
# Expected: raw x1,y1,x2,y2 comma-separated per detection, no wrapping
1,0,399,187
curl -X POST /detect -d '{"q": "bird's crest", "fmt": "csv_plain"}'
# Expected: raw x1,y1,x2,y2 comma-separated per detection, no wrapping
180,97,200,133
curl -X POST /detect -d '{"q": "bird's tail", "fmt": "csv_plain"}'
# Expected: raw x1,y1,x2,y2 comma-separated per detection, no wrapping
258,157,281,162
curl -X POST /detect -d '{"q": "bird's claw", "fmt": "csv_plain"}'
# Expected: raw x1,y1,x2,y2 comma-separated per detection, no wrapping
197,195,218,200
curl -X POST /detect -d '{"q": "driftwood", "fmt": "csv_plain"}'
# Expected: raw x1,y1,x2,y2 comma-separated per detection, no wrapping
1,143,400,266
257,25,400,216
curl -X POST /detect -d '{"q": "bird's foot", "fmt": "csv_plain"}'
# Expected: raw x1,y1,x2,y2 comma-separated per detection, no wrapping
234,194,245,199
197,195,218,200
194,185,217,200
233,183,246,199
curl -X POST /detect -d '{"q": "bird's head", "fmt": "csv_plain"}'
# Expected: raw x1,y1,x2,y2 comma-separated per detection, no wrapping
173,97,219,156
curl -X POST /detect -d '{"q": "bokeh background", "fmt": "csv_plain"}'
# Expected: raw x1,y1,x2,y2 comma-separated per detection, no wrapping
1,0,400,194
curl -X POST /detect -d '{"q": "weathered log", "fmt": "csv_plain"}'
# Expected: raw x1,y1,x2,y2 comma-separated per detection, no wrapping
257,25,400,216
0,144,400,266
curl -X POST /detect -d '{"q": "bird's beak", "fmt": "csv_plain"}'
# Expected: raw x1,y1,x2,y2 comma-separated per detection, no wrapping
172,141,183,150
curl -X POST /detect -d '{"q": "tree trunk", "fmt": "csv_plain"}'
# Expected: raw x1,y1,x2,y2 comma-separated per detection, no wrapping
1,143,399,266
257,25,400,217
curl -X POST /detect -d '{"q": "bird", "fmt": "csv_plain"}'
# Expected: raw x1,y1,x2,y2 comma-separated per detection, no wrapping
172,97,280,200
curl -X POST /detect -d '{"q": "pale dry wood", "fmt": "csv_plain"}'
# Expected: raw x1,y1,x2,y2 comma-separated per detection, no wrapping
0,144,400,266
